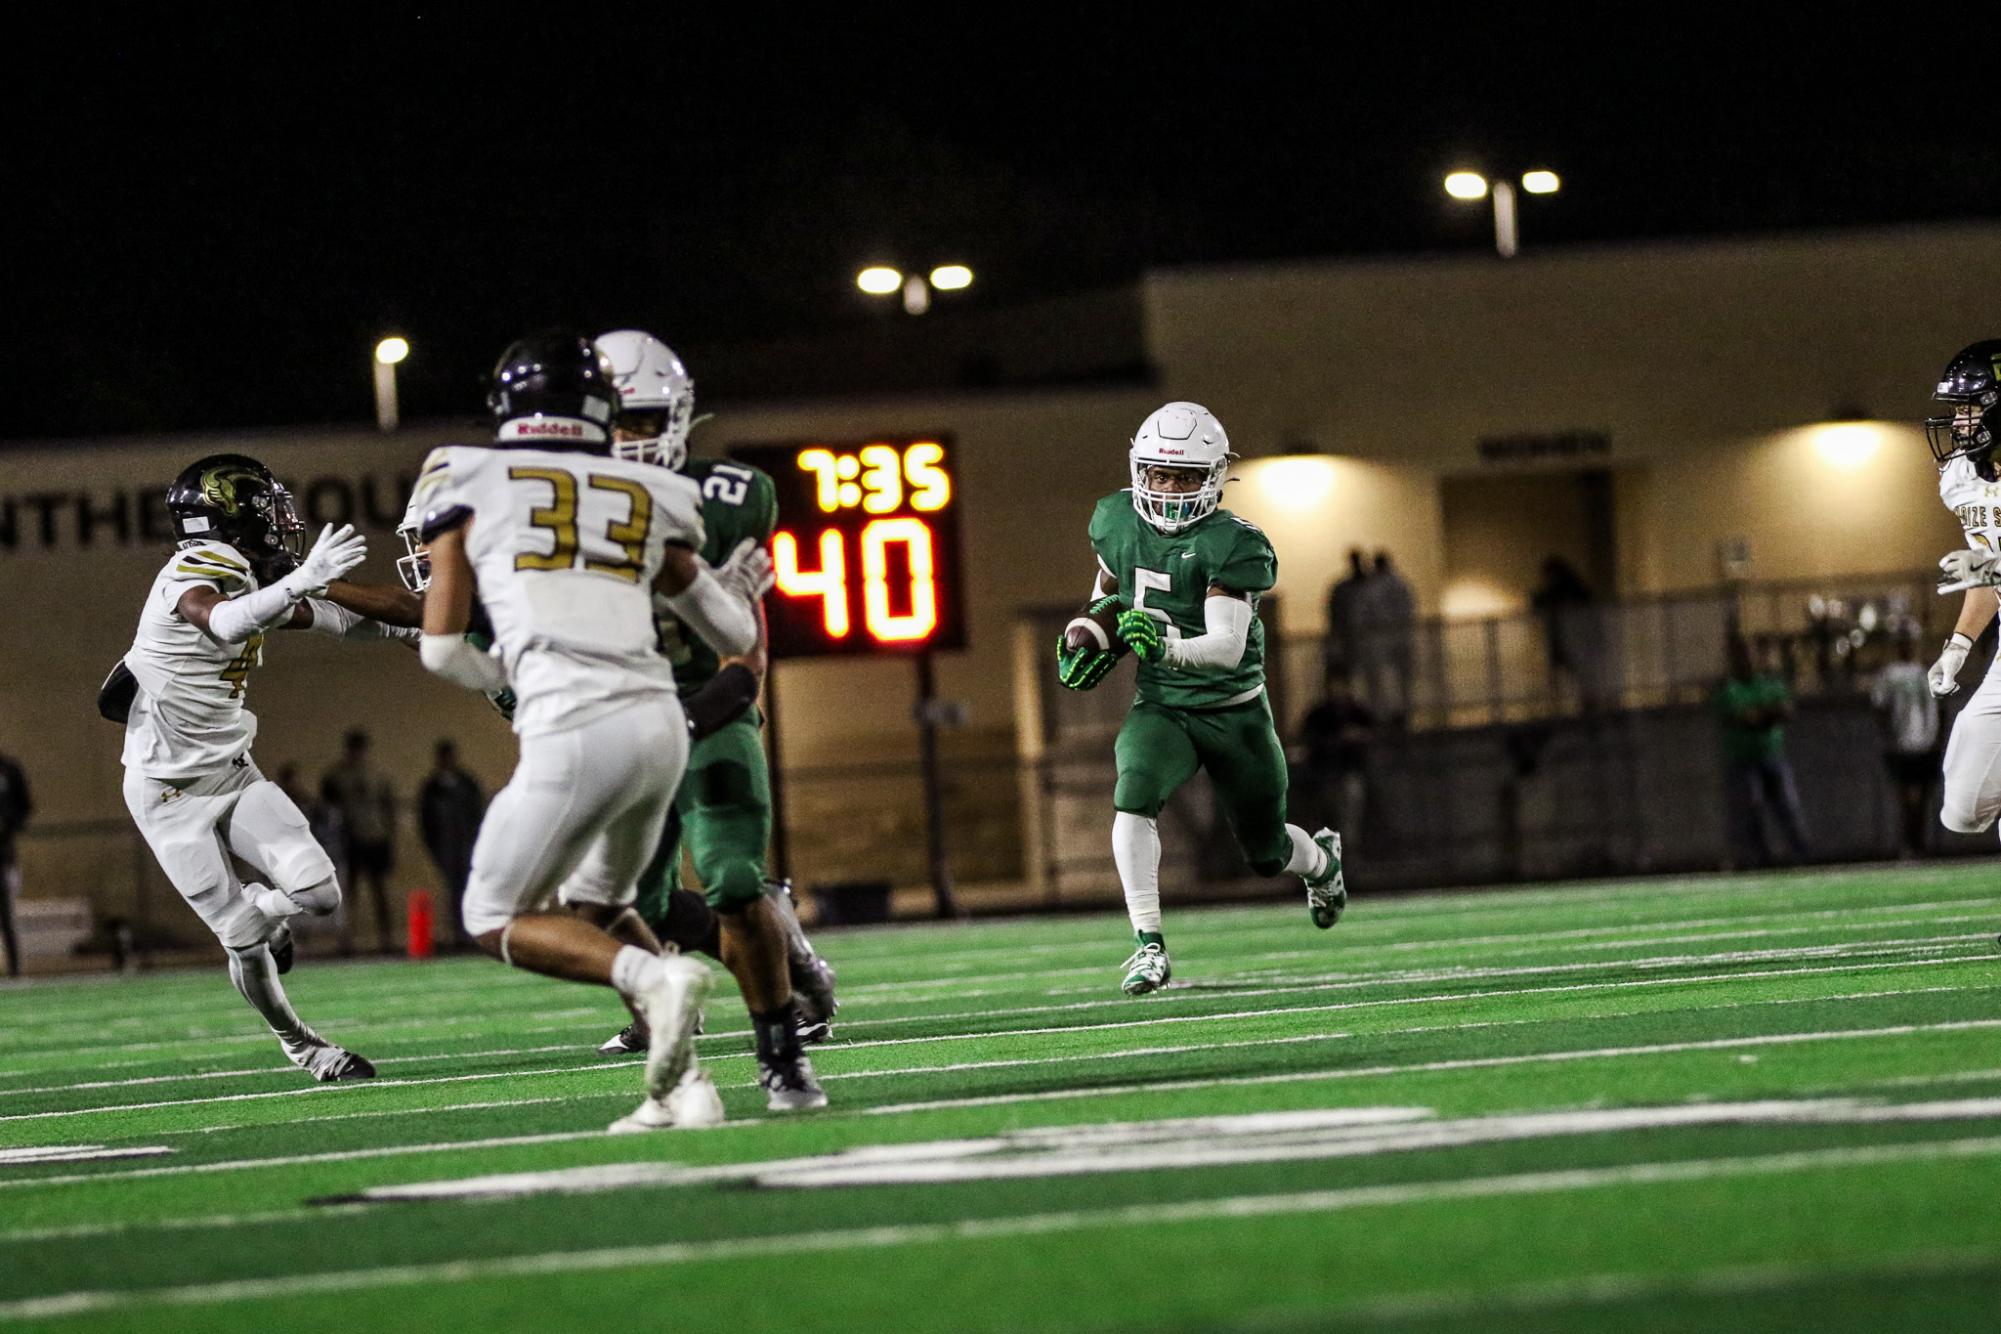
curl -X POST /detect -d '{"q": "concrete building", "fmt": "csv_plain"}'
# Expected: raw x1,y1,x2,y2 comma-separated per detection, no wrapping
3,223,1994,944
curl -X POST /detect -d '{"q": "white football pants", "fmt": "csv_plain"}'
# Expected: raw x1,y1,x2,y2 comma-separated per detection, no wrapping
1941,658,2001,835
122,759,337,949
462,696,689,937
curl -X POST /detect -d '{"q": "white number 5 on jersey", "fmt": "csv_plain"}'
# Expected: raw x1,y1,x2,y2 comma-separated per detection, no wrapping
1133,568,1182,640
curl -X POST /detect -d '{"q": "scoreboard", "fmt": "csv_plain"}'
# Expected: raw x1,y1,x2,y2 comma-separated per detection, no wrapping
730,437,968,659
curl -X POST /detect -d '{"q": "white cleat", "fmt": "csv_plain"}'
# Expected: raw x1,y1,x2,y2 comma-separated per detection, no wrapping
636,954,712,1101
281,1034,376,1082
607,1066,727,1133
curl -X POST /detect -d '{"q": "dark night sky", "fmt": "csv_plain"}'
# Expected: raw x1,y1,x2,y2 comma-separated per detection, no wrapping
9,7,1993,440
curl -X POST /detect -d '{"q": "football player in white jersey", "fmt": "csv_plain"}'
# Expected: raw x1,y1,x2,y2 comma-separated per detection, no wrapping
107,453,416,1080
411,331,772,1133
1923,341,2001,836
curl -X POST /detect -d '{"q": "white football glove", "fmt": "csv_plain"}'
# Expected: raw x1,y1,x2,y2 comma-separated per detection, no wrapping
1930,633,1973,698
1937,547,2001,594
280,523,368,598
713,538,775,603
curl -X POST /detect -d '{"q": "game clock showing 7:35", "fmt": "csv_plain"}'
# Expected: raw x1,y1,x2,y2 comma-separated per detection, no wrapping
728,438,968,659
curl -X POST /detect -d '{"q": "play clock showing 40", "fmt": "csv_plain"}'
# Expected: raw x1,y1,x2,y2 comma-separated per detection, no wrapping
729,438,968,657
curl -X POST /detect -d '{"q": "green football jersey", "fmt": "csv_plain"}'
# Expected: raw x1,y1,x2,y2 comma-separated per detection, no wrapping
658,458,777,697
1088,490,1277,710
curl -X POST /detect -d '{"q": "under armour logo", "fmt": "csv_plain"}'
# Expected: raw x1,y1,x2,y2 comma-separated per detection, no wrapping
159,787,185,804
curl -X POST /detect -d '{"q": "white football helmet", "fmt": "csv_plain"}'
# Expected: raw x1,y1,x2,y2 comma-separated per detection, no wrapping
595,329,695,470
1130,401,1233,533
395,491,428,592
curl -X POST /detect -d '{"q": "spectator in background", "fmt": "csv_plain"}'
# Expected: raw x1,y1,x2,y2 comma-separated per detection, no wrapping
1324,549,1371,688
1360,551,1415,725
1716,635,1810,868
1531,556,1607,713
1872,633,1941,859
0,750,30,977
321,730,397,954
1298,666,1376,857
418,740,485,949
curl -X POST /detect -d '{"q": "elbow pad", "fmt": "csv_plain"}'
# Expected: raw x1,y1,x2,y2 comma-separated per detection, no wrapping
1163,596,1254,671
419,633,507,691
664,568,758,659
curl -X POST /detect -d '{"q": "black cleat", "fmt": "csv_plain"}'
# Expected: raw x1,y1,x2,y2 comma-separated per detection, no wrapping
597,1022,646,1056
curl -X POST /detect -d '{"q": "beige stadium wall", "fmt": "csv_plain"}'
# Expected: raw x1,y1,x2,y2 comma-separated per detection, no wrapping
1143,224,2001,606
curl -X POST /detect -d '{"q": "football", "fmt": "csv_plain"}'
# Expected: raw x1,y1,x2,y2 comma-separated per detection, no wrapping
1063,599,1128,656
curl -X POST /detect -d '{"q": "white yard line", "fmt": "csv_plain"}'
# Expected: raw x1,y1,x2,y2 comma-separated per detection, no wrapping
0,951,1983,1127
7,934,1984,1099
110,981,1977,1136
4,1135,1998,1320
861,1017,2001,1116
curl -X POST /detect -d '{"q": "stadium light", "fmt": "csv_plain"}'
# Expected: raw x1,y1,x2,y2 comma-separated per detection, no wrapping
857,261,975,314
856,266,903,295
1443,171,1489,200
1445,166,1562,258
372,335,409,433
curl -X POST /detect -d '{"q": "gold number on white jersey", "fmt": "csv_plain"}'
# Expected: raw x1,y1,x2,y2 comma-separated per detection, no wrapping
219,633,265,698
508,468,655,582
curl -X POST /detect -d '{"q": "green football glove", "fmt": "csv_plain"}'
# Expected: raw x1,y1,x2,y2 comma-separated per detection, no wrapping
1056,635,1118,691
1116,608,1166,664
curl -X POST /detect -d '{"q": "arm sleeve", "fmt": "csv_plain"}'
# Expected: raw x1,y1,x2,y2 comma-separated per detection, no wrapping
1162,595,1255,671
302,598,422,643
420,633,508,691
205,582,304,643
664,566,758,658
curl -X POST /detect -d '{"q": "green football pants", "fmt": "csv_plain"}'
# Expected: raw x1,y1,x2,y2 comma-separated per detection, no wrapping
1113,695,1293,876
634,713,773,917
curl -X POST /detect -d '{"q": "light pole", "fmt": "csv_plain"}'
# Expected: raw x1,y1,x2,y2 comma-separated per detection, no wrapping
373,336,409,432
857,263,974,315
1445,169,1561,258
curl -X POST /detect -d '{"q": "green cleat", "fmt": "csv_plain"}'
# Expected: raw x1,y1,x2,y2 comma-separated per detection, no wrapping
1305,828,1347,929
1121,931,1172,996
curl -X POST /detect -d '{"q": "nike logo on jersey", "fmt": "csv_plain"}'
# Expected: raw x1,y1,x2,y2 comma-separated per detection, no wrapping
1178,551,1196,560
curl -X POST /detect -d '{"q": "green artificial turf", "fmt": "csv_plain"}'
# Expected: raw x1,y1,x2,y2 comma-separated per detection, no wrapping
0,863,1998,1331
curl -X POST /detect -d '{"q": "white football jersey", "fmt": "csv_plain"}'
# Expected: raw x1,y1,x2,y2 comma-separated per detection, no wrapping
413,445,704,735
1941,455,2001,556
121,543,268,779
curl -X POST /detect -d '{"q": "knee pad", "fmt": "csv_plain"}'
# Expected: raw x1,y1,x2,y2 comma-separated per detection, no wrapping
707,861,770,912
285,875,341,917
200,890,270,951
1939,801,1993,836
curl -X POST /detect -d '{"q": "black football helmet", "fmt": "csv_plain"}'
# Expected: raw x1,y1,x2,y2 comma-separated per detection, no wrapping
1926,340,2001,467
164,453,305,577
486,329,619,451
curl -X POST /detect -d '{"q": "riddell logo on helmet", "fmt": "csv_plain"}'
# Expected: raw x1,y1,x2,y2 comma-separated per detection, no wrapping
516,421,586,438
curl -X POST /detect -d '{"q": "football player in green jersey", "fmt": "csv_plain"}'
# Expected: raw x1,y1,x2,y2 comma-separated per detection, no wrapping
1058,402,1347,995
588,329,835,1112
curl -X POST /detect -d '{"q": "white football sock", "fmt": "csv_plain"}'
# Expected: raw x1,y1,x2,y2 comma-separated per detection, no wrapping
225,943,311,1043
1283,824,1328,880
611,944,664,999
1112,812,1163,933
